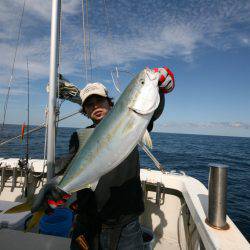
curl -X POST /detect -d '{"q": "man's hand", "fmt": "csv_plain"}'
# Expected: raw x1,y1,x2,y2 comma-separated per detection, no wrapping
154,67,175,94
31,179,71,213
45,185,71,210
75,235,89,250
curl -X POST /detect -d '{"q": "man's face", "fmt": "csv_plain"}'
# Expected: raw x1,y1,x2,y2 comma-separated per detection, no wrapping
83,95,111,123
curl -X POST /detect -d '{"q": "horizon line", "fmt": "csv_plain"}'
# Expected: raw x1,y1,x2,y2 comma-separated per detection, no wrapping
3,123,250,139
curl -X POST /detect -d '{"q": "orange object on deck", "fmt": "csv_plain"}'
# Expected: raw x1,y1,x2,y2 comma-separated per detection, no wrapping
20,123,26,142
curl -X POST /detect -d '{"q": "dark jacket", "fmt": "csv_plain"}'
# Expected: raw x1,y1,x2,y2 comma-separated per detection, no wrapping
69,92,165,247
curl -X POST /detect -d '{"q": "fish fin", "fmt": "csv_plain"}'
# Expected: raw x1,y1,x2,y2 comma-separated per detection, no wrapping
4,199,34,214
141,130,153,149
89,180,99,191
25,210,45,232
66,182,97,193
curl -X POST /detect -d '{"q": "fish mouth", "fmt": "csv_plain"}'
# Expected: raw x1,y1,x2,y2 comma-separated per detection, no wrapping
129,107,143,115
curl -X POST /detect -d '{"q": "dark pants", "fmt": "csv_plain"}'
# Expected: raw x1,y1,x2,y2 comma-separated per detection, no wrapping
71,219,144,250
99,219,144,250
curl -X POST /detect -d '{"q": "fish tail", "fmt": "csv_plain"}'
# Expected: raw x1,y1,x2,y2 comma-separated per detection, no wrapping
25,210,45,232
4,200,33,214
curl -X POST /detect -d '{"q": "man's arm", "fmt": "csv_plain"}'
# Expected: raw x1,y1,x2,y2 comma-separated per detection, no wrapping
147,67,175,132
32,132,80,212
70,189,97,250
147,91,165,132
69,131,80,154
54,132,79,175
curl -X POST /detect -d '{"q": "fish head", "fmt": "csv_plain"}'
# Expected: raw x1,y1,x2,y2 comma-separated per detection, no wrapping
128,68,160,115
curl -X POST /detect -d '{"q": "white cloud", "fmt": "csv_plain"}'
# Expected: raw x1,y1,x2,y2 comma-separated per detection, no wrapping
1,0,250,84
165,121,250,130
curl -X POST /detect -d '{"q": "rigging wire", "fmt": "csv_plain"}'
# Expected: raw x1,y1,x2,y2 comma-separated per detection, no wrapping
0,110,80,147
102,0,119,70
86,0,93,82
23,58,30,197
26,58,30,164
81,0,89,84
1,0,26,128
81,0,93,84
102,0,125,93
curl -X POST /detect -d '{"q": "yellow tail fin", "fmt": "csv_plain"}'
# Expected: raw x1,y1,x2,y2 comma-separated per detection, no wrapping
4,200,33,214
141,129,153,149
25,210,45,232
3,199,45,232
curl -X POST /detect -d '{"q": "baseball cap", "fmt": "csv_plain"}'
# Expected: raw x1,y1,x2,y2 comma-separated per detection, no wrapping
80,82,108,105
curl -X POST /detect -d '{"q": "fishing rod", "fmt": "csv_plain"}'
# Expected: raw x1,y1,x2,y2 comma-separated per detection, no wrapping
21,58,30,197
139,142,166,174
1,0,26,128
26,58,30,164
0,110,80,147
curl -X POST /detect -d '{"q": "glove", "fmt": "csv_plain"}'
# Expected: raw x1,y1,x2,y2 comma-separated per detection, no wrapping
46,185,71,210
75,235,89,250
71,221,90,250
31,178,71,214
154,67,175,94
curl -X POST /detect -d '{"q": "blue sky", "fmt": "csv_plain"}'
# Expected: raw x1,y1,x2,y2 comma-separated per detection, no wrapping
0,0,249,137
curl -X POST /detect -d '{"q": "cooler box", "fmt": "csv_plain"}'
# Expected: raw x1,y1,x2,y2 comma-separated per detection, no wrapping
0,200,32,230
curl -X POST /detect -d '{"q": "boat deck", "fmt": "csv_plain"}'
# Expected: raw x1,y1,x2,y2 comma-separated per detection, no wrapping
0,229,71,250
0,164,249,249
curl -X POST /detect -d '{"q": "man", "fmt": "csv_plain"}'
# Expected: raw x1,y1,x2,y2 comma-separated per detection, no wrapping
34,67,175,250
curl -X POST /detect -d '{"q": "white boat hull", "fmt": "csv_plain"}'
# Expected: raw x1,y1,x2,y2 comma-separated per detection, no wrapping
0,159,249,249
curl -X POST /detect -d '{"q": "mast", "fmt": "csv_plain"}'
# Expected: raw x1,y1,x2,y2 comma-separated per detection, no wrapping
47,0,61,181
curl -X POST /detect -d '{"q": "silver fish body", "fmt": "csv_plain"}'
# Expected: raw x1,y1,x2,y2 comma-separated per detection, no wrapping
58,69,160,194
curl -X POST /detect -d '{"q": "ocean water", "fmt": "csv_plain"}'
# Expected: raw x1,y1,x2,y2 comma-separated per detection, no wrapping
0,124,249,241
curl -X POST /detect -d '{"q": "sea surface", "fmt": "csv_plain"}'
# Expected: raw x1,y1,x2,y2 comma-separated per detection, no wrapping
0,124,249,241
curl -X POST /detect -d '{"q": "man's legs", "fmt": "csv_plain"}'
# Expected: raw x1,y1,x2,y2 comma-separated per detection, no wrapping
99,219,144,250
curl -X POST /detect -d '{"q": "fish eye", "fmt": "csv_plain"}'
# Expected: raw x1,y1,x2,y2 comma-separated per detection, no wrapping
140,80,144,85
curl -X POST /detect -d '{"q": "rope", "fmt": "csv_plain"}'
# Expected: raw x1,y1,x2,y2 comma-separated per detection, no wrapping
1,0,26,128
111,68,134,93
177,203,187,250
111,70,121,93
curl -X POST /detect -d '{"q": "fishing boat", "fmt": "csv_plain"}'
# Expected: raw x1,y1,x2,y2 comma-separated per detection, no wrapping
0,1,249,249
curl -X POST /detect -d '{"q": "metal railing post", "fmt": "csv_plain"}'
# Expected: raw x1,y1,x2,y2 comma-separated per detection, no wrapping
206,163,229,230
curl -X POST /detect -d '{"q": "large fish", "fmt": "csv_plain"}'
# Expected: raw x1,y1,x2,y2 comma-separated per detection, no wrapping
4,68,160,221
58,68,160,194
